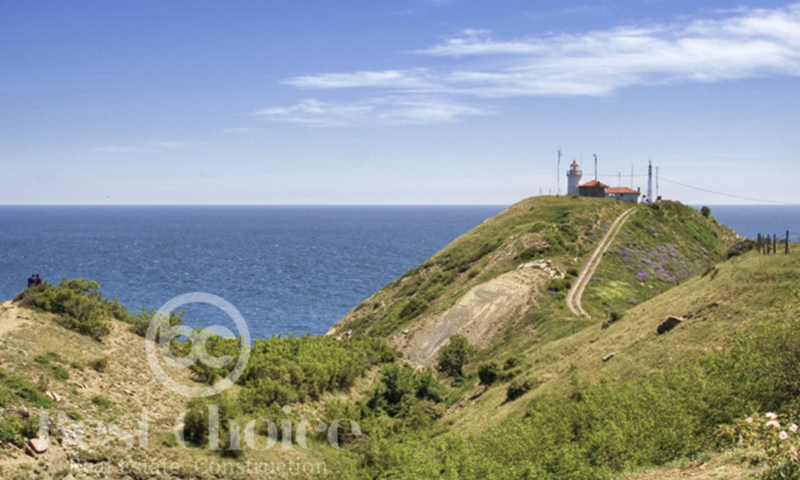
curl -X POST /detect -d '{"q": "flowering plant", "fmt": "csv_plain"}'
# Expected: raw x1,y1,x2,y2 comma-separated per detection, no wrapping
722,412,800,478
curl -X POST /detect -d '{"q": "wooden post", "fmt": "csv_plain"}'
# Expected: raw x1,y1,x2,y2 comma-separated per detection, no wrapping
758,233,762,254
774,234,778,254
787,231,791,255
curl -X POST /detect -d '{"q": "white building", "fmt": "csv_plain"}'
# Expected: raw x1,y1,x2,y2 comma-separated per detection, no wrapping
606,187,640,204
566,161,582,195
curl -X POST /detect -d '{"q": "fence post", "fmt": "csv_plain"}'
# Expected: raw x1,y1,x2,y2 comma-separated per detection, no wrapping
787,231,790,255
774,234,778,254
758,233,762,254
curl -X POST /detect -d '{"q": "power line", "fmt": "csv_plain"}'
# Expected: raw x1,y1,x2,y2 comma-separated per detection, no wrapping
658,177,797,205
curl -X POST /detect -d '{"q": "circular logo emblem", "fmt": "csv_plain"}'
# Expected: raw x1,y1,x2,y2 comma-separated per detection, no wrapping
145,293,251,398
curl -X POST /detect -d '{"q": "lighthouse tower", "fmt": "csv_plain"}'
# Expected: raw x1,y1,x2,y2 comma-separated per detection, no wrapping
567,161,582,195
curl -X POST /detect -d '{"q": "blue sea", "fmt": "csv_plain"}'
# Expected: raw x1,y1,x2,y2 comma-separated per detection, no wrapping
0,204,796,339
0,206,504,338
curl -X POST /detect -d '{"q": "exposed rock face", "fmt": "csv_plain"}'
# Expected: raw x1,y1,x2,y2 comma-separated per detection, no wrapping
393,267,549,365
657,316,683,335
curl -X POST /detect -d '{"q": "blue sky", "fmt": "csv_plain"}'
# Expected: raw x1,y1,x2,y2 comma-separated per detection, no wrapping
1,0,798,205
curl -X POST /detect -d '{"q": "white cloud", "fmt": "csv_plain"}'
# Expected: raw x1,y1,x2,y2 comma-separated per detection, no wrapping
283,69,435,90
254,97,488,127
149,141,194,149
283,4,800,98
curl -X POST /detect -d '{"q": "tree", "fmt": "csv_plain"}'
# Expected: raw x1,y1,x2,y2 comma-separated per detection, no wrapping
437,335,474,378
700,206,711,218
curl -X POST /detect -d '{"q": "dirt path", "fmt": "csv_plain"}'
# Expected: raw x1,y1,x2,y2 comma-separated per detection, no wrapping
0,301,26,339
566,207,636,318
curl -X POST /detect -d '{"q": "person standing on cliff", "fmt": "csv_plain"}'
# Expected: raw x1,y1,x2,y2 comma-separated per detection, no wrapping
27,274,36,289
34,274,42,286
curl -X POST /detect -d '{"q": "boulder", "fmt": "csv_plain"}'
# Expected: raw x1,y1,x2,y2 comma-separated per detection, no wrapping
28,437,48,454
657,316,683,335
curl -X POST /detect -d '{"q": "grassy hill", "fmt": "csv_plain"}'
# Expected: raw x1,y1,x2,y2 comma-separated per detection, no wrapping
5,196,799,480
331,196,736,365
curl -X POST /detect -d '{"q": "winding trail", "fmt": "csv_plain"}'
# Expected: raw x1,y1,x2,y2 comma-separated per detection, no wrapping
566,207,637,318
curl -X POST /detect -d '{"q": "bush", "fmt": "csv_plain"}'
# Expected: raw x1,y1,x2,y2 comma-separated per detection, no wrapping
700,206,711,218
89,357,109,373
15,278,131,340
91,395,112,409
437,335,475,379
399,298,429,321
366,364,446,421
602,311,622,329
546,278,572,293
218,333,395,412
478,363,499,386
183,392,241,454
506,378,533,402
0,414,39,448
727,238,757,259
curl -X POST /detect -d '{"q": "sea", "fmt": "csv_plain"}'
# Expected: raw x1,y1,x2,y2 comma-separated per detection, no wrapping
0,204,796,339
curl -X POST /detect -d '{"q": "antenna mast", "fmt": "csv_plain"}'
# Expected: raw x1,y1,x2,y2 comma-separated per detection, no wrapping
593,154,598,181
647,160,653,204
630,164,634,188
656,167,660,200
557,146,562,196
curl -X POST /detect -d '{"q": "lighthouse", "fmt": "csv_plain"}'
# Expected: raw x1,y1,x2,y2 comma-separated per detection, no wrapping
567,161,582,195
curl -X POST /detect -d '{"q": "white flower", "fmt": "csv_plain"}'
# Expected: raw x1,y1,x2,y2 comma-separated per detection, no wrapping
746,417,754,423
791,424,799,433
781,431,789,440
767,412,779,420
767,420,781,428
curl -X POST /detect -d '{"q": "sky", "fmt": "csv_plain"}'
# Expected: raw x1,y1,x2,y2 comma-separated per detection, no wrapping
1,0,798,205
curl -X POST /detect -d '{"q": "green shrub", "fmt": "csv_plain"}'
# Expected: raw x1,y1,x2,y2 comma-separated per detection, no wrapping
129,308,185,338
183,392,241,454
506,378,533,401
546,278,572,293
700,206,711,218
602,311,622,329
437,335,475,379
0,369,55,408
478,363,499,386
198,333,397,413
49,364,69,380
34,352,63,364
0,415,39,448
366,364,446,420
91,395,112,409
399,298,429,321
15,278,131,340
89,356,109,373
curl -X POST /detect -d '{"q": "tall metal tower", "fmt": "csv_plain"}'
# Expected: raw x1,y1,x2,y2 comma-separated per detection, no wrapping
557,147,562,196
647,160,653,204
656,166,660,200
593,154,598,181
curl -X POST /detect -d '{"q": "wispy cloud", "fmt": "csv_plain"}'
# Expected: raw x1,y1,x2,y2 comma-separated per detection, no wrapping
283,4,800,98
149,140,195,149
254,97,488,127
95,145,135,153
284,69,435,90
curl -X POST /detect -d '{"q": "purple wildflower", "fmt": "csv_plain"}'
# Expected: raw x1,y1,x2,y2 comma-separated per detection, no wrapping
636,272,650,282
628,298,638,304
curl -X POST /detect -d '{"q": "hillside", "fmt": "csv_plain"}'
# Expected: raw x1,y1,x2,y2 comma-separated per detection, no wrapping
5,197,799,480
330,196,736,366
